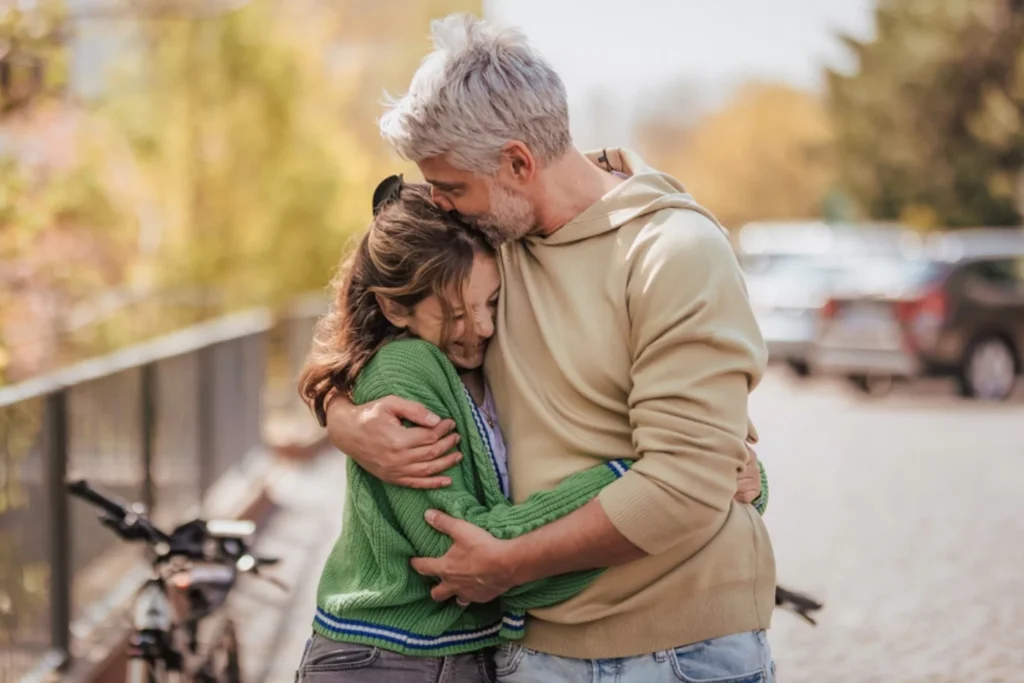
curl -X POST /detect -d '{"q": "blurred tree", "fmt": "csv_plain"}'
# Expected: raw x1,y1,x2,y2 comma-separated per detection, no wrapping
829,0,1024,228
315,0,484,180
0,0,68,111
0,147,135,382
1,0,485,381
97,1,362,314
0,2,141,381
99,0,483,317
635,82,835,229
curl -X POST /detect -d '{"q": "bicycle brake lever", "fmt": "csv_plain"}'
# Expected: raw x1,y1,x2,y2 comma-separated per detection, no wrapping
100,514,135,538
261,574,290,592
775,586,823,626
248,565,289,592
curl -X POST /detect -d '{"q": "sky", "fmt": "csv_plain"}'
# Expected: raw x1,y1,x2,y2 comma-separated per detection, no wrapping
485,0,878,146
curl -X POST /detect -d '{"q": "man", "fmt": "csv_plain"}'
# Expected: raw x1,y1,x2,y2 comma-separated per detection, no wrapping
325,14,776,682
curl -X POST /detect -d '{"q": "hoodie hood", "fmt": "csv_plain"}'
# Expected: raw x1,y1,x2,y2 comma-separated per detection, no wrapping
531,148,726,247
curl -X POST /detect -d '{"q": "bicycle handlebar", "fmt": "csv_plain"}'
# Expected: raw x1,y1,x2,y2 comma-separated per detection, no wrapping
66,479,279,572
68,479,129,519
68,479,173,545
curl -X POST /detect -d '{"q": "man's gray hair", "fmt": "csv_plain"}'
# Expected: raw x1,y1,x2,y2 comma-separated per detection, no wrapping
379,14,572,173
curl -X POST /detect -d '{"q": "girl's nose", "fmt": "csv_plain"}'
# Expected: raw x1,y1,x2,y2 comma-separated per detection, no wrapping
474,309,494,339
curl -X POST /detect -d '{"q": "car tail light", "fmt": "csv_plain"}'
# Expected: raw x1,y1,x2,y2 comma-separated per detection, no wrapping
895,288,947,324
821,298,839,319
896,287,947,352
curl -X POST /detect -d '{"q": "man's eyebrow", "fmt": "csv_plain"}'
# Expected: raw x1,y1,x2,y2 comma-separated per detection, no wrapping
426,178,464,191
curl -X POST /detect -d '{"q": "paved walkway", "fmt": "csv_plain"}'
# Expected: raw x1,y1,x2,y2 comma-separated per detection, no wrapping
227,370,1024,683
753,371,1024,682
228,449,346,683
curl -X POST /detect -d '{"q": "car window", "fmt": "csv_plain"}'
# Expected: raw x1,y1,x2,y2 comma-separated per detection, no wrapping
964,259,1020,290
831,258,942,295
740,254,813,276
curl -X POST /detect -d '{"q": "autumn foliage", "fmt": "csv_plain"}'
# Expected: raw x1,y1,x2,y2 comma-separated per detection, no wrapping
636,83,835,230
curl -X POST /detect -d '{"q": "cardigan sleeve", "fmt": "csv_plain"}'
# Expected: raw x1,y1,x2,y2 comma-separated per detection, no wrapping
752,459,769,515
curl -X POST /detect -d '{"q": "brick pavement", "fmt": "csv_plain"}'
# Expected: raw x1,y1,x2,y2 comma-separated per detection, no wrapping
229,450,345,683
753,371,1024,682
234,372,1024,683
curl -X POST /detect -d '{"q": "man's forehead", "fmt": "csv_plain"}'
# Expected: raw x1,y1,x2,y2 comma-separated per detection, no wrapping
419,156,472,185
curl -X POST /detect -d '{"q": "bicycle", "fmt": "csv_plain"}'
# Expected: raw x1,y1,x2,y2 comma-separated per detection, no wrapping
67,480,284,683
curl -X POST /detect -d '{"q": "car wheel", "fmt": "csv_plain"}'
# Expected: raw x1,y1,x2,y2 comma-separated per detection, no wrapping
846,374,894,397
959,336,1017,401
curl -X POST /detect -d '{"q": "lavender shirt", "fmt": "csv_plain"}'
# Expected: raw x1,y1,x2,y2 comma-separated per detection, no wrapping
461,382,511,499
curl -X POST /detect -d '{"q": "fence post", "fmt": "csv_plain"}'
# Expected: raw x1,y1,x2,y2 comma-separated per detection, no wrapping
141,363,157,514
197,345,215,506
45,389,71,662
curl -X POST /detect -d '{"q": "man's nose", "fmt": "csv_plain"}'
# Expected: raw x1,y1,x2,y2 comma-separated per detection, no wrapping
431,187,454,213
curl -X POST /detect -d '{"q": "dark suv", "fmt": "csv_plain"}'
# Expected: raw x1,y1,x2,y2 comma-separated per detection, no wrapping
812,243,1024,401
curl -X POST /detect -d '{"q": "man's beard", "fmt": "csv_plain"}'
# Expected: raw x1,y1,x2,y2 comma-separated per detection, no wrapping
470,182,536,246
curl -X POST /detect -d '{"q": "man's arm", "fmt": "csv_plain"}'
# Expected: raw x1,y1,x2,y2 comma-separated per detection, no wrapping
416,452,766,603
413,500,642,603
414,213,769,602
322,376,766,496
323,392,463,489
508,451,765,587
509,499,644,582
515,215,764,572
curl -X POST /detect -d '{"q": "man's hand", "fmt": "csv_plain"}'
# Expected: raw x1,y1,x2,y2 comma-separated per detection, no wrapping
734,445,761,504
410,510,515,604
324,394,462,489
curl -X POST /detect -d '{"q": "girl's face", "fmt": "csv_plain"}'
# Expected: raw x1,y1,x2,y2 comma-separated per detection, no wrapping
390,252,500,370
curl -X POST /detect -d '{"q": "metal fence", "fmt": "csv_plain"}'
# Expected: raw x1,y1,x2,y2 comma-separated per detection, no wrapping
0,307,309,683
264,294,328,419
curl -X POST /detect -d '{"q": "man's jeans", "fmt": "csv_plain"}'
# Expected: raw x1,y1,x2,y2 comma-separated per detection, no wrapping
495,630,775,683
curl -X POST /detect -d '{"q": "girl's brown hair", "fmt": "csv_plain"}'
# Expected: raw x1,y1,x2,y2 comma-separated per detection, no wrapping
299,182,493,426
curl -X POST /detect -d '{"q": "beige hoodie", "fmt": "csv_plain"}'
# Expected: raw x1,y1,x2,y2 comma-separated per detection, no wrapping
484,148,775,658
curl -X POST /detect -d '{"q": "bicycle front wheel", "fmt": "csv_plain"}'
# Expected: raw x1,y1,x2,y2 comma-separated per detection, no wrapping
127,658,166,683
211,620,243,683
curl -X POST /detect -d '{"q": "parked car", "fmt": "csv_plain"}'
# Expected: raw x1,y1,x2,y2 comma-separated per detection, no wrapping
737,221,835,276
740,221,922,376
747,259,852,376
737,220,922,274
811,233,1024,400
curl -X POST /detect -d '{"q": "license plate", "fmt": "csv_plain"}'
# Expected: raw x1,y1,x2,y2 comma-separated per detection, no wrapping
828,303,901,347
840,302,890,323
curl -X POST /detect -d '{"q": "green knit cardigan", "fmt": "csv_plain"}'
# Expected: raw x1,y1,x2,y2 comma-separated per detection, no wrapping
312,338,768,656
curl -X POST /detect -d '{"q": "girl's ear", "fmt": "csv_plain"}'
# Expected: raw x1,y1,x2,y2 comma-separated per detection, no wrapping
375,293,410,329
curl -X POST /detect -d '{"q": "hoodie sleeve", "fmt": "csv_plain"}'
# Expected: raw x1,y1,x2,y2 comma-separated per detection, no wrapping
597,209,768,556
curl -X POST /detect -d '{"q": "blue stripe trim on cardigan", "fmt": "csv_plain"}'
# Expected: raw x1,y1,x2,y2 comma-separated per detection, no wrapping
606,459,630,478
315,608,523,650
462,384,509,498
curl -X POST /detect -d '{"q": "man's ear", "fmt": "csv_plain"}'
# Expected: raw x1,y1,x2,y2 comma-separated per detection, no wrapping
500,141,536,185
375,294,409,329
